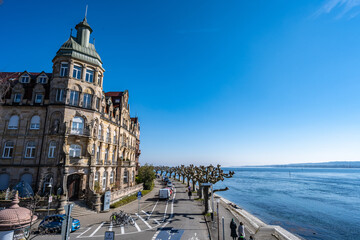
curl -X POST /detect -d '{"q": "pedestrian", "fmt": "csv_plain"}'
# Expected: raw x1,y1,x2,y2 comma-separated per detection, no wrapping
230,218,238,240
238,222,245,239
188,188,192,200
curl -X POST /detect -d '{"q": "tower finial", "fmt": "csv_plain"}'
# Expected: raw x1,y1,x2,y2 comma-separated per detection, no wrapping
85,5,88,19
70,28,73,37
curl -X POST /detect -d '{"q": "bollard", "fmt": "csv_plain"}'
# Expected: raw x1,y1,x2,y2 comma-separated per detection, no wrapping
222,217,225,240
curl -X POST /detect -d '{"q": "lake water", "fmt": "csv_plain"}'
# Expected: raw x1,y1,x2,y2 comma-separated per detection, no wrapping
214,168,360,240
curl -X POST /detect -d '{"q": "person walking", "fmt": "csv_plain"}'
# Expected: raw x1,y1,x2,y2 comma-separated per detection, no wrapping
230,219,238,240
238,222,245,239
188,188,192,200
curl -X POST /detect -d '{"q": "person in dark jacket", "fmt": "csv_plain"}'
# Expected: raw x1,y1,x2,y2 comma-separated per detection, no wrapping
230,218,238,240
188,189,192,200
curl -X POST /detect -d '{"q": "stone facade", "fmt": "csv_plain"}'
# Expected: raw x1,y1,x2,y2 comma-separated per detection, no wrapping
0,17,141,207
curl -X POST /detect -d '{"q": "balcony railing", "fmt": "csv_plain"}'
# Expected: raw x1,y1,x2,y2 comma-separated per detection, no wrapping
66,128,91,137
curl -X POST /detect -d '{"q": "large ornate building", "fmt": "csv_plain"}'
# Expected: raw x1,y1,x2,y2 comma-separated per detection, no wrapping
0,18,141,206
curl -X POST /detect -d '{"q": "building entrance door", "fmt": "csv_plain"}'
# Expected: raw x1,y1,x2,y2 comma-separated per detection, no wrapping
67,174,81,200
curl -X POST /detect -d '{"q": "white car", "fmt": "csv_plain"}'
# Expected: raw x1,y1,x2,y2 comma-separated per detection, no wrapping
167,182,173,188
159,188,171,200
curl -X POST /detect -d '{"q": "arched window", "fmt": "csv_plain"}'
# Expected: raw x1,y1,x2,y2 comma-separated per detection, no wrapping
105,148,109,164
48,142,56,158
71,117,84,134
110,171,114,184
113,131,117,144
8,115,19,129
96,146,100,164
30,115,40,129
106,128,110,142
42,174,53,194
25,142,36,158
132,170,135,182
112,149,116,164
94,172,99,183
0,174,10,190
21,173,33,186
98,125,102,139
69,144,81,157
123,170,128,184
102,172,107,191
3,141,14,158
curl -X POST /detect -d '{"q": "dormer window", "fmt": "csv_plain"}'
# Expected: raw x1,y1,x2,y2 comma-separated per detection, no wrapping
73,65,82,79
37,75,47,84
14,93,22,103
20,74,30,83
60,62,69,77
35,94,43,103
85,69,94,83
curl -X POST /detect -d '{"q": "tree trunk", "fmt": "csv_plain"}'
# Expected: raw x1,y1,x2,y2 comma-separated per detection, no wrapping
203,186,210,213
192,179,196,192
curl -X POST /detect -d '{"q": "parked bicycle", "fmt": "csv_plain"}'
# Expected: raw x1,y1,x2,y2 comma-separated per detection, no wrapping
110,210,135,226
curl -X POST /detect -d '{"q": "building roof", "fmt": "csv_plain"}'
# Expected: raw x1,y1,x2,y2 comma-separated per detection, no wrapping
0,72,52,81
105,92,123,97
56,36,102,67
1,72,52,100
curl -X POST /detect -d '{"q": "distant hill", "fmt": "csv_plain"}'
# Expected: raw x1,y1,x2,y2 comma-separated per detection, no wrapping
253,161,360,168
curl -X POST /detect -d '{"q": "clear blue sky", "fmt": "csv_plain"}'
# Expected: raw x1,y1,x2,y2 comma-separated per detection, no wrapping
1,0,360,166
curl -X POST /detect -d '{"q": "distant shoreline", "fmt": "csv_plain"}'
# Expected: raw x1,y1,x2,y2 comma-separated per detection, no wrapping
226,160,360,169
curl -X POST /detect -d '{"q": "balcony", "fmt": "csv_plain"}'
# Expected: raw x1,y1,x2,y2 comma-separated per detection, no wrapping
66,128,91,137
69,157,89,165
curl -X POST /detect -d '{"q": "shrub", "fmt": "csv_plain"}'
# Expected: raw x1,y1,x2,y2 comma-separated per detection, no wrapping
137,164,156,190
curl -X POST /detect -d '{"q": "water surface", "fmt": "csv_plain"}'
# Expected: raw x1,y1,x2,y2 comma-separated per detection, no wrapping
214,168,360,240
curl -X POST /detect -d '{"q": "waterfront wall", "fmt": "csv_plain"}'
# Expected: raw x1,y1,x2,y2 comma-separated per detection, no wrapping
218,195,302,240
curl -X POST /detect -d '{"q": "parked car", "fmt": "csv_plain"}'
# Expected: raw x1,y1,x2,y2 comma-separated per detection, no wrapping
38,214,80,233
163,177,169,182
159,188,171,200
167,181,173,188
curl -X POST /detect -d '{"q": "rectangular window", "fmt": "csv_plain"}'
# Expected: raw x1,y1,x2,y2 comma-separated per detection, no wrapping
25,145,36,158
35,94,43,103
60,62,69,77
69,90,79,106
96,98,100,110
83,93,92,108
56,89,64,102
72,65,82,79
98,74,102,86
20,75,30,83
3,143,14,158
14,94,21,103
85,69,94,82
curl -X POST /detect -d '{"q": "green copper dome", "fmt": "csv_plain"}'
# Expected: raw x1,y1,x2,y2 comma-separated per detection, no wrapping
55,18,102,67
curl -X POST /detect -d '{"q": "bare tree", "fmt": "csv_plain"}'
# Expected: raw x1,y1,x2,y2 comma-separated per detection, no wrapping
0,76,10,103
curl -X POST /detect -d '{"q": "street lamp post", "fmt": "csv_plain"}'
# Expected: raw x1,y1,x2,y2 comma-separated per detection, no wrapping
217,199,220,240
47,178,53,216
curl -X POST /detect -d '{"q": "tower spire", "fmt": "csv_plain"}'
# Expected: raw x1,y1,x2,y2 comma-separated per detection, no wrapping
85,5,88,19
